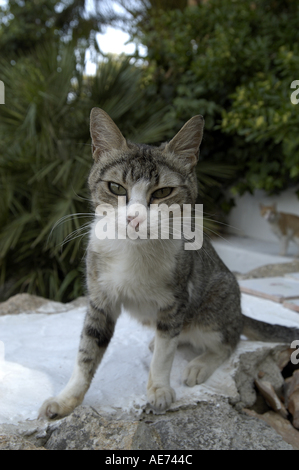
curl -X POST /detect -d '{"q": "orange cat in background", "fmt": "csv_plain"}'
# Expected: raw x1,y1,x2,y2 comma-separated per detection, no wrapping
260,203,299,256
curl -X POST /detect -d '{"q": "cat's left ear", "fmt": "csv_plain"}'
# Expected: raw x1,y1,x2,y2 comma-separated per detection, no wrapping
164,115,204,169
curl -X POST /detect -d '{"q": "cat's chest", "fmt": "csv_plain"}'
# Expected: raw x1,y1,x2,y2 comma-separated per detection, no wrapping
91,237,181,307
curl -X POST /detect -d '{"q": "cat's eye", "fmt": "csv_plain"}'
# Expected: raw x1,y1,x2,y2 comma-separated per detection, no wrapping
151,187,173,199
108,182,127,196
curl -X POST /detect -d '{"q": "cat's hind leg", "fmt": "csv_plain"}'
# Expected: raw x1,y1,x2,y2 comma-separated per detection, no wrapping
180,328,231,387
183,346,231,386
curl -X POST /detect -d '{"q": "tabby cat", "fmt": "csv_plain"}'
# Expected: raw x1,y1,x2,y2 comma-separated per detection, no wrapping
39,109,299,419
260,203,299,256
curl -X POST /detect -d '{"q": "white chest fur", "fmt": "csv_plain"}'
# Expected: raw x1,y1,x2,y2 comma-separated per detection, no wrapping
89,226,182,319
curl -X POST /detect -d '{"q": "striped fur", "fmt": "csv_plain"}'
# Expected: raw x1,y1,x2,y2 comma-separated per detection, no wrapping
39,109,298,420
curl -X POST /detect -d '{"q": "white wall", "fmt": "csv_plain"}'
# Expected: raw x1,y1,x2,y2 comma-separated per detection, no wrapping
227,187,299,242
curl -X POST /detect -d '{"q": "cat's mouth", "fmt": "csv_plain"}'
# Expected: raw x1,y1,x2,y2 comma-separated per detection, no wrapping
124,219,151,242
127,218,141,230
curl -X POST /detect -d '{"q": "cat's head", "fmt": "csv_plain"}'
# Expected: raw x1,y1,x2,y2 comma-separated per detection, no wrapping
88,108,204,242
259,203,277,222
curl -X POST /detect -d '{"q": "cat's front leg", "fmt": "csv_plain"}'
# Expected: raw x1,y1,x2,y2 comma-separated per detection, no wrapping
147,306,182,411
38,299,119,420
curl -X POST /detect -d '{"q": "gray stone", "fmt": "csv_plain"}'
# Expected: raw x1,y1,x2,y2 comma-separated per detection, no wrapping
236,260,299,281
0,293,87,316
0,294,50,315
2,399,292,450
146,399,292,450
43,406,160,450
234,345,286,409
0,419,49,450
0,433,46,450
0,418,55,449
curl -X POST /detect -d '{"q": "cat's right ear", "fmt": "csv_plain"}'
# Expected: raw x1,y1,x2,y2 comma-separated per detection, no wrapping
90,108,127,161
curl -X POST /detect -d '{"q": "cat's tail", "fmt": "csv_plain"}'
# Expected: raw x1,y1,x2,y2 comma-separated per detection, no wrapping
242,315,299,344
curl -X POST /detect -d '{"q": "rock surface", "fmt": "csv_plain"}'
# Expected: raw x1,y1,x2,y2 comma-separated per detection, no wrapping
244,409,299,450
0,401,294,451
0,293,87,316
236,260,299,280
0,434,46,450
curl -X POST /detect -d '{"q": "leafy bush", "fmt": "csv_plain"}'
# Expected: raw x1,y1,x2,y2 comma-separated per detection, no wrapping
221,45,299,194
131,0,299,196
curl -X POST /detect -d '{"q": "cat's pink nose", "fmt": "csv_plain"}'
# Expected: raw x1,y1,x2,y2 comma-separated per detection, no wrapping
127,215,139,228
127,203,147,229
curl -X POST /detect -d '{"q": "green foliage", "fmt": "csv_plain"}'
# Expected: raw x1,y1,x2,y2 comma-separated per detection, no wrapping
0,42,172,301
221,45,299,193
0,0,106,57
5,0,297,301
0,0,58,56
132,0,299,196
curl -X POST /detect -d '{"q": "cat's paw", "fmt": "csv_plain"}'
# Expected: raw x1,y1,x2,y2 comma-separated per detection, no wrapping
147,385,176,411
183,361,211,387
38,396,80,420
